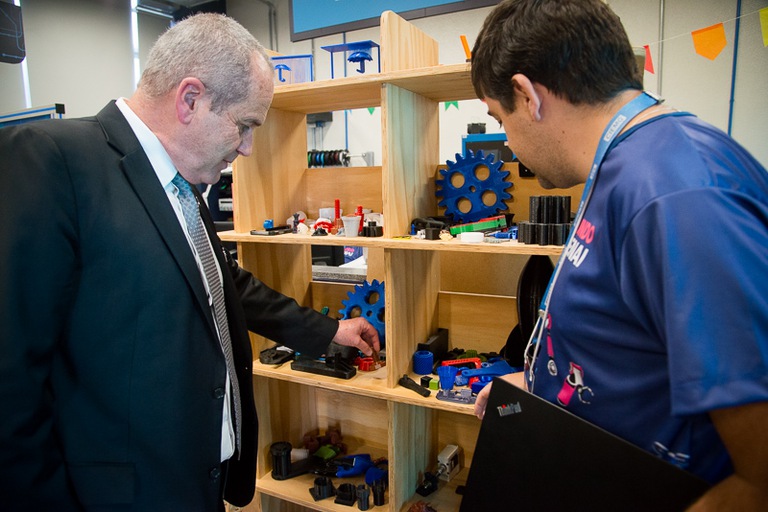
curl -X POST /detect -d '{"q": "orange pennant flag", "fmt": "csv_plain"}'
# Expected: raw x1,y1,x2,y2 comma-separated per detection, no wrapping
691,23,727,60
643,45,655,74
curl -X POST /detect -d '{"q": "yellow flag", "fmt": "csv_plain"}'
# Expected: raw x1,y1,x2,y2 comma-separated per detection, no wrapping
691,23,727,60
760,7,768,47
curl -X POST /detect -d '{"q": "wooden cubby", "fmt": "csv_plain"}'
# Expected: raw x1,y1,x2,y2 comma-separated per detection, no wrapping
221,11,582,511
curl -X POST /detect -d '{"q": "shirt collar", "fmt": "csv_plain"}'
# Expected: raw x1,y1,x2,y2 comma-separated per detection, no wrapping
115,97,178,191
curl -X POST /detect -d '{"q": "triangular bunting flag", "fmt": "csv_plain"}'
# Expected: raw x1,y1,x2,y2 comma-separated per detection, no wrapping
643,45,655,74
444,101,459,111
760,7,768,47
367,107,376,115
691,23,727,60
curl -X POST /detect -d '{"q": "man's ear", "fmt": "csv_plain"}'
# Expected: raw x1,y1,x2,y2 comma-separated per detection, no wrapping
511,74,542,122
175,77,205,125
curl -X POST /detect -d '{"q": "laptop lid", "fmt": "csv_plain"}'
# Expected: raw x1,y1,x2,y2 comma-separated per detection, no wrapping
460,378,711,511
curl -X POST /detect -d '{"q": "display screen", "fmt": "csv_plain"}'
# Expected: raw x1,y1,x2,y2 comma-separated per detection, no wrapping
289,0,499,41
0,2,25,64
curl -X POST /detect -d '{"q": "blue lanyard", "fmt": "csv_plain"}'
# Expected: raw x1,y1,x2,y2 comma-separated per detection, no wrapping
526,91,660,388
538,91,660,313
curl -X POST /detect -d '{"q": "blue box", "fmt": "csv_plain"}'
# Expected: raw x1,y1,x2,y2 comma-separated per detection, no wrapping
271,54,314,85
321,40,381,79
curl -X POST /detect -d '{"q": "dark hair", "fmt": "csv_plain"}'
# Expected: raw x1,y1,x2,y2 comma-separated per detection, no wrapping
471,0,642,112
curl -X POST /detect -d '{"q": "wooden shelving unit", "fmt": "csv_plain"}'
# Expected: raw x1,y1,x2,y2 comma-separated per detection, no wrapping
223,11,582,511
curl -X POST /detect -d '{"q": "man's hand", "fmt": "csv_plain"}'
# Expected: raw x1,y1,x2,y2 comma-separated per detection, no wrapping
332,317,381,357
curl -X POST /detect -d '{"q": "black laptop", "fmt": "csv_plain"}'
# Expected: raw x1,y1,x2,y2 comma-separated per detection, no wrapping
460,378,711,511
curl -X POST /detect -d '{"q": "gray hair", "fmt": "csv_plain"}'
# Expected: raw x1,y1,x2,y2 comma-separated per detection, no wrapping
138,13,271,114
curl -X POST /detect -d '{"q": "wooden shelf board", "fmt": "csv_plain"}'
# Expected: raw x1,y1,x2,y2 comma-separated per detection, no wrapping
270,64,475,114
387,63,475,103
256,467,470,512
258,471,387,511
223,231,565,256
253,361,480,416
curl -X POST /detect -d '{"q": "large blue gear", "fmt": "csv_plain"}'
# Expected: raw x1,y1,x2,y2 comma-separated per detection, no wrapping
436,150,512,223
339,279,386,347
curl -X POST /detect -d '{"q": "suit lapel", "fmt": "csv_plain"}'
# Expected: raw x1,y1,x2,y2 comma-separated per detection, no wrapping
95,102,217,334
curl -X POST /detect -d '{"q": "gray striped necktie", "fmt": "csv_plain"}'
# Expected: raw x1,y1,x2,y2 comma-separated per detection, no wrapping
172,173,241,453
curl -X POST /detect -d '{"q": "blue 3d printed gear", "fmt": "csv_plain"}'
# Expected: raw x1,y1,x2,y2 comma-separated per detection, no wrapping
339,279,386,347
436,150,512,223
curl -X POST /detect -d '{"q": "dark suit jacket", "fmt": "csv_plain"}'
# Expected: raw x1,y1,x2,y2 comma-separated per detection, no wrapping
0,102,338,511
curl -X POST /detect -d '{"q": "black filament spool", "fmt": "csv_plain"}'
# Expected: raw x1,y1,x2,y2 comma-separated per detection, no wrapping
517,222,527,244
270,442,292,479
552,223,570,245
541,195,552,224
529,196,541,223
562,196,571,222
518,221,531,244
553,196,565,223
555,196,571,224
535,223,549,246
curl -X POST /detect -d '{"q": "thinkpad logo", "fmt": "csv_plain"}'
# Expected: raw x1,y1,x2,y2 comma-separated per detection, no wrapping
497,401,522,417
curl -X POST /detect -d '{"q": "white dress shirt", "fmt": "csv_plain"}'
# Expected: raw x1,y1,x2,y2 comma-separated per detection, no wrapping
115,98,235,462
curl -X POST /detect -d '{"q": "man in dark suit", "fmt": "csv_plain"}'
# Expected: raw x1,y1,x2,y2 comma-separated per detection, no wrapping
0,13,379,511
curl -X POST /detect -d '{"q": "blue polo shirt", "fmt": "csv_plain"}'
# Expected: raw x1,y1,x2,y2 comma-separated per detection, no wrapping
528,112,768,483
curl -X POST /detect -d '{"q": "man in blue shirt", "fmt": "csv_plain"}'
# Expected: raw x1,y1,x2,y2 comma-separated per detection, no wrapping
471,1,768,510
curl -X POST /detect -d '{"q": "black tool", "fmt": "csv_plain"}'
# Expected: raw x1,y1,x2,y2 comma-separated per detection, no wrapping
415,471,439,496
270,441,321,480
259,345,295,365
292,354,356,379
399,374,431,397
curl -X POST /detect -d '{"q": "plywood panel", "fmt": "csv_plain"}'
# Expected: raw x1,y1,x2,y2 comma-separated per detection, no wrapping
239,243,313,353
304,166,383,218
314,388,389,456
233,109,308,232
436,410,481,468
440,252,528,296
365,247,385,283
253,377,318,480
268,64,475,114
380,10,438,72
238,243,312,303
310,281,355,315
438,292,518,355
385,250,440,388
382,85,439,236
389,401,430,511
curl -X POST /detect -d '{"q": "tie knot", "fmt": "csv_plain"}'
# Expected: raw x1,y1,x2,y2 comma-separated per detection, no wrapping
172,173,193,197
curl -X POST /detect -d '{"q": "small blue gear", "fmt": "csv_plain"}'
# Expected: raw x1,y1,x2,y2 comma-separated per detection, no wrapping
436,150,512,223
339,279,386,347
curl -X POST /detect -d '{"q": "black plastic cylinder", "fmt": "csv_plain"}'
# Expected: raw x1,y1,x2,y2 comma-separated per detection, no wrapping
270,442,292,479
